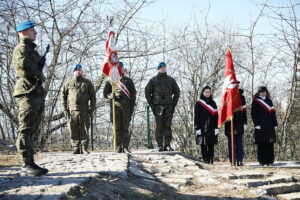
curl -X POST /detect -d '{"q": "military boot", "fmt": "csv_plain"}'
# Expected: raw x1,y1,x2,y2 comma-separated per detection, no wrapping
117,146,124,153
73,147,80,154
20,155,46,176
29,149,48,174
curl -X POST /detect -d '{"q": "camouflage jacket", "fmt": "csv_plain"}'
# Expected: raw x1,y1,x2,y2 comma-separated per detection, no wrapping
61,75,96,112
103,76,136,113
13,37,44,97
145,72,180,106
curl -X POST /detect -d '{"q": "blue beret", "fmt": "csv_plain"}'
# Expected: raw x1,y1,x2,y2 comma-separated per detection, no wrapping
119,62,124,67
73,64,82,72
157,62,166,70
16,21,36,32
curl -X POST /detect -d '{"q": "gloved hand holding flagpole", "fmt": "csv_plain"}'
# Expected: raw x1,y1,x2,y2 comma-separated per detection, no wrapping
98,16,123,151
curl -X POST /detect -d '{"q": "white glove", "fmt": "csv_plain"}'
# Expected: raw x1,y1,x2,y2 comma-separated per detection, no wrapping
255,126,261,129
214,129,219,135
244,124,247,131
196,129,201,136
274,126,278,129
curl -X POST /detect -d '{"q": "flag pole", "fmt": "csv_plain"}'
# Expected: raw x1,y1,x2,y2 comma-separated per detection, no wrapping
231,116,235,166
112,83,117,152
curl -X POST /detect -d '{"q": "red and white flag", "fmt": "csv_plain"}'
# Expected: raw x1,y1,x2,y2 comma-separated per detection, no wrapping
102,31,122,81
101,31,131,97
218,48,242,127
117,81,131,99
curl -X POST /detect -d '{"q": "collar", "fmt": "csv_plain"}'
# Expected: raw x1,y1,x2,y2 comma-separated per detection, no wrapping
73,75,83,81
20,37,36,49
259,95,266,100
157,72,167,77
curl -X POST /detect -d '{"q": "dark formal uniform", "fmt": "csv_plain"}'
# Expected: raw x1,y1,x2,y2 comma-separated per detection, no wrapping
251,96,278,165
61,75,96,153
13,36,48,176
103,76,136,152
225,89,247,165
194,97,218,163
145,72,180,150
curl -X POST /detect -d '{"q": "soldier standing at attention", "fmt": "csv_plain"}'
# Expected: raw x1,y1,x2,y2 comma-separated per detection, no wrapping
103,62,136,153
61,64,96,154
145,62,180,151
13,21,48,176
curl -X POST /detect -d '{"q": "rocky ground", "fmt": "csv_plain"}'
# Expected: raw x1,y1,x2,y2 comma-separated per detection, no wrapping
0,151,299,200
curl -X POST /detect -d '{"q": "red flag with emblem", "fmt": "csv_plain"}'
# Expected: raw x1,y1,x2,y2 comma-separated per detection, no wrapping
218,48,242,127
102,31,122,77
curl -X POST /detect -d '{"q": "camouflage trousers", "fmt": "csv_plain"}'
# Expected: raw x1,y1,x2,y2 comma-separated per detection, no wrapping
153,104,174,148
68,110,90,150
111,106,131,148
15,94,44,161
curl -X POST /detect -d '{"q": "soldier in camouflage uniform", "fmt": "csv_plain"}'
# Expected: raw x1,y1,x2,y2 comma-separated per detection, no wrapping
61,64,96,154
103,62,136,153
13,21,48,176
145,62,180,151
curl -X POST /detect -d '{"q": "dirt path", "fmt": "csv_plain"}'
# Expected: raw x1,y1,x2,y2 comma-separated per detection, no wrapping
0,151,299,200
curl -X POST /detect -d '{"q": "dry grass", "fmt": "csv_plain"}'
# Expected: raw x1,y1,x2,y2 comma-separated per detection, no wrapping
0,152,20,167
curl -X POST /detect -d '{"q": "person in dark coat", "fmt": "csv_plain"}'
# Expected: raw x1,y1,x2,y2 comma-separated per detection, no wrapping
194,86,219,164
251,86,278,166
145,62,180,152
225,83,247,166
103,62,136,153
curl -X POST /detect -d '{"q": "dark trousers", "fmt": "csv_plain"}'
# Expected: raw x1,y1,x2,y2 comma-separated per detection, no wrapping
257,143,274,165
200,144,214,161
227,134,244,163
154,105,173,148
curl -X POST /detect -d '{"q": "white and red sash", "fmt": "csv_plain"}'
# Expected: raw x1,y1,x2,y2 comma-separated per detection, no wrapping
117,81,131,99
242,105,247,111
254,98,275,113
197,99,218,115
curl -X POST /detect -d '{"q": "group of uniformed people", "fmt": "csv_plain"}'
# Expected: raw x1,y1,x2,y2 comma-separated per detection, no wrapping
194,84,278,167
12,21,180,176
12,20,278,177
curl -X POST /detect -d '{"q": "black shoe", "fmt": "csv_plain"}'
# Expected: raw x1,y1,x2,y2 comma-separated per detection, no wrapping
237,161,244,166
21,164,47,176
31,162,48,174
73,148,80,154
158,147,164,152
209,158,214,165
124,147,131,153
117,147,124,153
164,146,174,151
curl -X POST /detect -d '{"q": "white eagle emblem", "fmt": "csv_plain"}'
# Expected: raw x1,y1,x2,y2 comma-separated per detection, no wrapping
222,74,236,93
